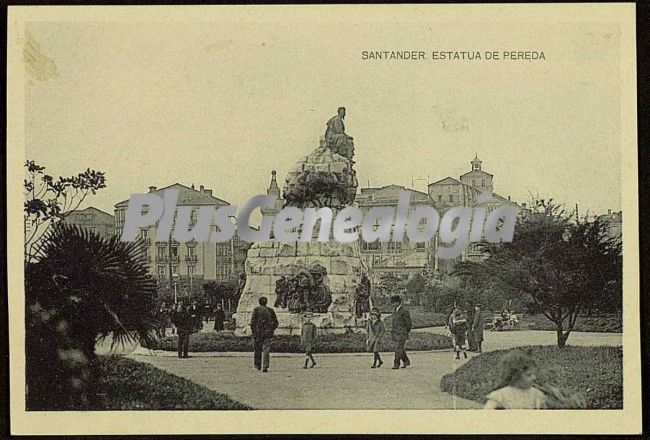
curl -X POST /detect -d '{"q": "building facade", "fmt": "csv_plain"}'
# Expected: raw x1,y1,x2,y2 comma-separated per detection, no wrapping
355,184,433,282
597,209,623,241
114,183,250,290
61,206,115,240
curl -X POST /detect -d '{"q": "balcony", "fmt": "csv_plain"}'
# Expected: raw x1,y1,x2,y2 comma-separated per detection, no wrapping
170,255,180,262
156,255,168,262
185,254,198,263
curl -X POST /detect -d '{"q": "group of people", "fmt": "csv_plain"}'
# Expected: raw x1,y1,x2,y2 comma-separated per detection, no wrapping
248,294,413,372
172,290,568,410
156,300,228,337
159,301,228,359
447,304,485,360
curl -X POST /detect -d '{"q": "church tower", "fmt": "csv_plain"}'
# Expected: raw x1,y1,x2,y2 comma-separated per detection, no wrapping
460,154,493,193
471,154,482,171
261,170,283,217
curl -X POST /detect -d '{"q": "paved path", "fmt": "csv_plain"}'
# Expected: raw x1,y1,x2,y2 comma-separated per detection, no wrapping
125,329,621,410
130,350,481,409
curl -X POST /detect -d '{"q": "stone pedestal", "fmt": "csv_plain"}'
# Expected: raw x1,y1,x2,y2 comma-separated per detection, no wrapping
233,240,367,336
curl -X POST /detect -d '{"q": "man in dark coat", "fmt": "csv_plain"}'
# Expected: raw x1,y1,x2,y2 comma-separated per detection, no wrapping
171,303,191,359
471,304,485,353
466,305,477,351
213,303,226,332
250,296,279,372
390,295,412,369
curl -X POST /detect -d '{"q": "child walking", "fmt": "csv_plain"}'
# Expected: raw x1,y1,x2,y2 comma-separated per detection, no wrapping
449,308,469,360
484,350,547,409
366,308,385,368
300,313,317,369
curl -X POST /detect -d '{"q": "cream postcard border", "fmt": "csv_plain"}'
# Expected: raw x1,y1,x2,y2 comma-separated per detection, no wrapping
7,3,640,435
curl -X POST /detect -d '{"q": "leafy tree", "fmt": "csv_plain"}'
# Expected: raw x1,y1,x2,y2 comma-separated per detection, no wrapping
405,272,426,306
204,279,238,312
24,160,106,261
455,199,622,347
25,224,157,409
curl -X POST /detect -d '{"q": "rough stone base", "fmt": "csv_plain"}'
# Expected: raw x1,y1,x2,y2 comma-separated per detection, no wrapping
233,240,368,336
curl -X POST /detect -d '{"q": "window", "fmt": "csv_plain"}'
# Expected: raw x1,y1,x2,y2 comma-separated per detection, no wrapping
438,195,443,203
388,242,402,253
472,179,476,187
171,266,178,276
416,241,426,250
449,194,454,203
188,266,195,276
171,246,178,257
91,227,99,235
157,266,166,276
157,246,166,259
140,229,148,240
216,264,229,279
216,244,229,256
361,239,381,251
187,246,196,257
481,179,485,187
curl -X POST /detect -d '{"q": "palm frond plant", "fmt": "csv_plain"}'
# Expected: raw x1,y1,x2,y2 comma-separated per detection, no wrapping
25,224,157,410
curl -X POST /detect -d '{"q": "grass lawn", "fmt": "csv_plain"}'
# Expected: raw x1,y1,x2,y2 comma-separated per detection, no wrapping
440,346,622,409
98,356,251,410
519,313,622,333
144,331,452,353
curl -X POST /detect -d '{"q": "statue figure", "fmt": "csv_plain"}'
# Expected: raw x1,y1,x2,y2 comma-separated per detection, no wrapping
325,107,355,160
353,274,371,318
305,263,332,313
287,277,304,313
284,264,332,314
235,272,246,296
274,276,289,309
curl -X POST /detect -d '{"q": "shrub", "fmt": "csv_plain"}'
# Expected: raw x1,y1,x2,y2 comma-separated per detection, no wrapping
144,331,452,353
98,356,250,410
520,313,622,333
440,346,622,409
25,225,157,410
382,308,448,329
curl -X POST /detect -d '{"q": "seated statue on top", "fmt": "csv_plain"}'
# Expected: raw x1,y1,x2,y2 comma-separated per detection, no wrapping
324,107,355,161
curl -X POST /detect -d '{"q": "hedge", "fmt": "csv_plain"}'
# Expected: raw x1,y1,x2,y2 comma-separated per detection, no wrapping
520,313,622,333
98,356,251,410
440,346,622,409
143,331,452,353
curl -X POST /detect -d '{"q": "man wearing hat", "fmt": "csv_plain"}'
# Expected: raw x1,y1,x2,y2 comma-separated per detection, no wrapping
390,295,412,369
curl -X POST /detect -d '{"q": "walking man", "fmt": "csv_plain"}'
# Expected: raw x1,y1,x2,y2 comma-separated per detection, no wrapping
472,304,485,353
390,295,412,369
172,303,191,359
250,296,279,372
213,303,226,332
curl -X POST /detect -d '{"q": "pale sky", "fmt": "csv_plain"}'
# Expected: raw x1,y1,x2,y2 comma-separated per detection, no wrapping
24,20,623,218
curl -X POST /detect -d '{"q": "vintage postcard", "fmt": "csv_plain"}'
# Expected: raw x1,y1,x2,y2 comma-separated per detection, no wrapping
7,3,640,435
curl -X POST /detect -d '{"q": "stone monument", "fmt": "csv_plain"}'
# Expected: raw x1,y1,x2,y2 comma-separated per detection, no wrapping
234,108,370,336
